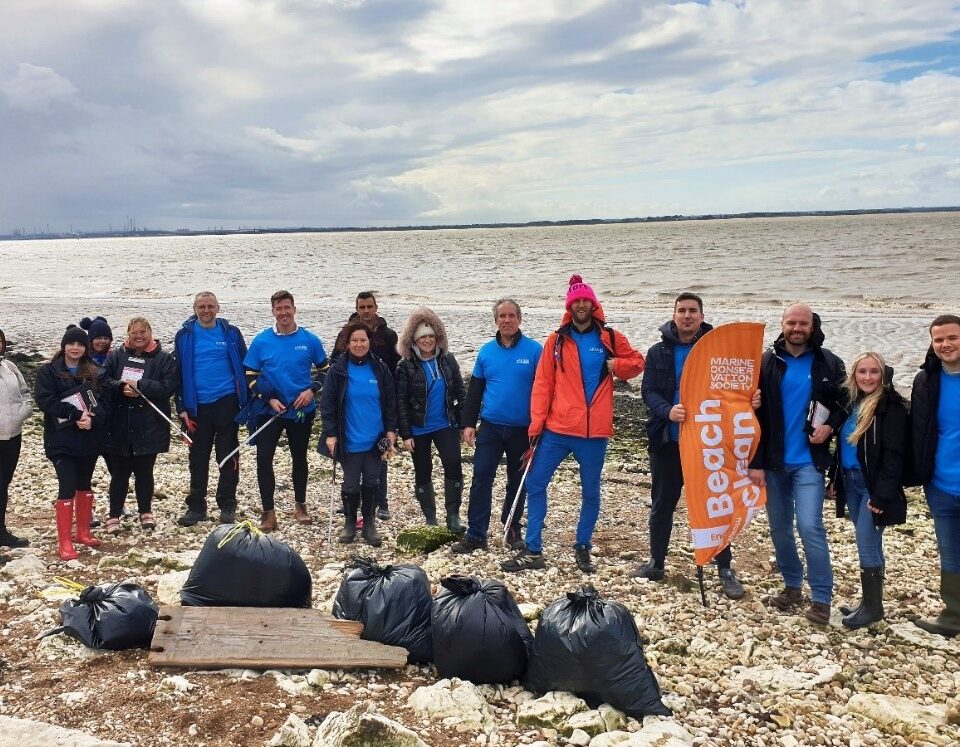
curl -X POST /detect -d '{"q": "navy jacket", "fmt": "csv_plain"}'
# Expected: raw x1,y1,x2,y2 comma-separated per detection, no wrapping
911,347,945,486
319,353,397,460
174,316,248,417
35,358,110,459
104,344,179,456
641,320,713,452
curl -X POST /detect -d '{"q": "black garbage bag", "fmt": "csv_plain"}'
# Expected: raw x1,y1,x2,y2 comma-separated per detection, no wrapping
180,522,312,607
54,582,158,650
332,556,432,663
525,585,671,717
431,575,532,684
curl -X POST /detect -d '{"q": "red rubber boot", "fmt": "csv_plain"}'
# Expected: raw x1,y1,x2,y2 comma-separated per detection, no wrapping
73,491,102,547
56,500,79,561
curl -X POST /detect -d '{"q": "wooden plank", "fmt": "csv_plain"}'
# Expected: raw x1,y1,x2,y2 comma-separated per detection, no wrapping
148,606,408,670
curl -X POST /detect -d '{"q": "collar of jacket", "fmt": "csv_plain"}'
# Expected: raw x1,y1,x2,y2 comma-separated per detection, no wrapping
495,330,524,348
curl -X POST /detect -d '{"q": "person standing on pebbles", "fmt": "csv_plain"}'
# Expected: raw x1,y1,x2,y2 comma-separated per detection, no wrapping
911,314,960,638
174,291,248,527
244,290,328,533
395,307,466,532
452,298,543,554
34,326,109,560
0,328,35,547
826,352,909,629
630,293,746,599
501,275,645,574
748,303,848,626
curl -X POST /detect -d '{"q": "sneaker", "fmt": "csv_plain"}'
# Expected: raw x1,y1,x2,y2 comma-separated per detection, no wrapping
0,528,29,548
89,518,102,529
218,509,237,525
451,535,488,554
177,509,209,527
504,525,525,551
805,601,831,626
500,549,546,572
574,545,595,574
630,559,665,581
718,568,745,600
376,508,392,521
768,586,803,611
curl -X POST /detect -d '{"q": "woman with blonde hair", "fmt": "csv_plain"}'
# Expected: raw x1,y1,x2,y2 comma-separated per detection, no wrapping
828,351,909,629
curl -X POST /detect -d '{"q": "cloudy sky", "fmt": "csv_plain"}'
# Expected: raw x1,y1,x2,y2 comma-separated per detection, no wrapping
1,0,959,232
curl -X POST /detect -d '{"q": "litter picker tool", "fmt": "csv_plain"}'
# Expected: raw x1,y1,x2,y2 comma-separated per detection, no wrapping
326,461,337,548
502,437,539,546
217,407,286,468
136,389,193,446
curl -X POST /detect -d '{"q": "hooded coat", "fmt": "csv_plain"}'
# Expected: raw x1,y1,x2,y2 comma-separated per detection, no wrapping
911,346,946,485
0,329,34,441
34,357,110,459
750,313,848,472
395,307,464,439
529,302,645,439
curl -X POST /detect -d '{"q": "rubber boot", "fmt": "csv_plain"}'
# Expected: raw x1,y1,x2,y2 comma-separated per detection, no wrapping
339,489,359,544
73,490,102,547
415,483,438,526
915,570,960,638
842,566,884,629
840,562,884,616
443,478,466,534
56,500,79,561
360,486,381,547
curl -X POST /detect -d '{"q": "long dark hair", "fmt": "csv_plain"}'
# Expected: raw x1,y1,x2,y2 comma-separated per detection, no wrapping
51,348,100,388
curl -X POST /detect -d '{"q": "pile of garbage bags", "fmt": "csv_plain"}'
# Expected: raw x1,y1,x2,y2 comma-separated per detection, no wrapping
51,582,158,650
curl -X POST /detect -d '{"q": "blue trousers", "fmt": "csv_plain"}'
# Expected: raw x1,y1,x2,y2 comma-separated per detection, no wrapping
524,430,608,553
926,483,960,573
843,468,885,567
465,421,529,541
765,464,833,604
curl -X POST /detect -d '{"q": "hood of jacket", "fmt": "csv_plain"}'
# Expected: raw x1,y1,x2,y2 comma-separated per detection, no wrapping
397,306,450,359
658,319,713,345
920,346,943,375
772,311,827,355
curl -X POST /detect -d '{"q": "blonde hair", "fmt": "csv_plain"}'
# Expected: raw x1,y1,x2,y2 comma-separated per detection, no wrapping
845,351,886,445
127,317,153,333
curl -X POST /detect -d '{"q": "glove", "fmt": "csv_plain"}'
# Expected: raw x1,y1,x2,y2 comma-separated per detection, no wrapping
521,435,540,469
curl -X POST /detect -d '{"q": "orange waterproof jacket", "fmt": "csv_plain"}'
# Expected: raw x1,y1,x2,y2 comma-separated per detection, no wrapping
529,305,645,439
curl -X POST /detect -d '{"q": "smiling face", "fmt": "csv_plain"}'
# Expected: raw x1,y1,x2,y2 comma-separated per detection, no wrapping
495,301,521,339
127,322,151,352
348,329,370,357
194,294,220,327
931,322,960,370
272,298,296,333
63,341,86,365
91,336,112,355
415,333,437,357
570,298,594,327
673,299,704,343
781,304,813,350
854,355,883,396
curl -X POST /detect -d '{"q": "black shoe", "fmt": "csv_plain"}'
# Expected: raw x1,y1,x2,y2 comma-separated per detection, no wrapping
177,509,209,527
504,525,525,550
719,568,745,600
0,528,29,548
630,559,665,581
218,510,237,525
452,535,488,554
376,508,392,521
574,545,595,574
501,549,546,572
89,518,101,529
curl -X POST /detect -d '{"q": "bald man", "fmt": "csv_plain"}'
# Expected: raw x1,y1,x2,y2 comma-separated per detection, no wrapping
748,303,848,625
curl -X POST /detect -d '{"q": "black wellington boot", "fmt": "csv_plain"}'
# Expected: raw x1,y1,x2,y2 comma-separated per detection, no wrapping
415,483,438,526
443,478,466,534
339,489,360,544
842,566,885,629
360,485,381,547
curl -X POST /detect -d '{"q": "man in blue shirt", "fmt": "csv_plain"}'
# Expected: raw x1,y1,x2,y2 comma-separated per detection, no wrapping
174,291,248,526
749,303,847,626
912,314,960,637
452,298,543,553
244,290,328,532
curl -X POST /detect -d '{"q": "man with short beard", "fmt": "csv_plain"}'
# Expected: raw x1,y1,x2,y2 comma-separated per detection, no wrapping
749,303,847,625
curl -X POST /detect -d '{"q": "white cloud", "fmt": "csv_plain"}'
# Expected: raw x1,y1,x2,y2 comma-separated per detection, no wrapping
0,62,76,110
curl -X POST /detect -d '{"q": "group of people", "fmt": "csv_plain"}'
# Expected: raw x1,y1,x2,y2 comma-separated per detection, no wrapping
0,276,957,638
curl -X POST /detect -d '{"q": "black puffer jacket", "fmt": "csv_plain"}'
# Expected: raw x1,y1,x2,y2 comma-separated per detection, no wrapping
34,358,110,459
104,344,179,456
395,353,464,440
911,347,943,485
829,377,909,527
750,314,848,472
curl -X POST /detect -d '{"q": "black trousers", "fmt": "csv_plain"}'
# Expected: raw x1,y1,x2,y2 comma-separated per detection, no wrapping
411,426,463,486
341,449,382,493
255,412,314,511
109,453,158,516
185,394,240,513
648,441,732,569
52,454,98,500
0,435,22,525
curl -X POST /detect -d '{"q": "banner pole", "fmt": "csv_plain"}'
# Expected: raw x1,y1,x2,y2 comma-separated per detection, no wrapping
696,565,708,608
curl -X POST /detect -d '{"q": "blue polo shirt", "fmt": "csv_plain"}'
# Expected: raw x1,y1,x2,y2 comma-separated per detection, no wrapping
193,322,235,404
244,326,327,419
345,360,384,453
933,371,960,493
473,333,542,427
839,404,860,470
781,351,814,466
412,357,452,436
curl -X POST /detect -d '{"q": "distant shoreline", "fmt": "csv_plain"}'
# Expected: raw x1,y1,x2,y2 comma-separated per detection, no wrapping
3,205,957,242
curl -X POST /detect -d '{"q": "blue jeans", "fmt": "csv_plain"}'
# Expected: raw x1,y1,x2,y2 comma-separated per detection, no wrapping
843,468,885,567
765,464,833,604
465,421,529,541
524,430,608,553
926,483,960,573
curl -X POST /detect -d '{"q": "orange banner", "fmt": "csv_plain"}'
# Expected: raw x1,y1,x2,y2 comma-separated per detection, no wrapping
679,322,766,567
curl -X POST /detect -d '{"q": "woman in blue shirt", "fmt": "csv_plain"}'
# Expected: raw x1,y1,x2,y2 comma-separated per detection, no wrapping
320,321,396,547
828,351,909,629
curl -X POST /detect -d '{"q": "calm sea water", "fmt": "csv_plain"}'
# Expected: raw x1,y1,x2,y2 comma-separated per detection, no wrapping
1,212,956,388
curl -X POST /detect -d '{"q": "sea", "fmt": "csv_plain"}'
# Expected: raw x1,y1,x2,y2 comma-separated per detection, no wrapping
1,211,956,389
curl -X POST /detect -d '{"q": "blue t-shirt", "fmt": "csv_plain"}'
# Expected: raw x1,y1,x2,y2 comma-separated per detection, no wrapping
572,327,606,405
412,357,451,436
933,370,960,493
244,326,327,419
669,343,694,442
193,322,235,404
781,351,814,466
345,360,384,453
473,334,543,427
839,403,861,470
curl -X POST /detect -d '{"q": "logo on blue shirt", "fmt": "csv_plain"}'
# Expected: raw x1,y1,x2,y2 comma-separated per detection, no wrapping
516,358,531,365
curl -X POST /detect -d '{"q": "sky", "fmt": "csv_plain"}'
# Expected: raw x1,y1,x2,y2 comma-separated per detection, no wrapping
1,0,959,232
